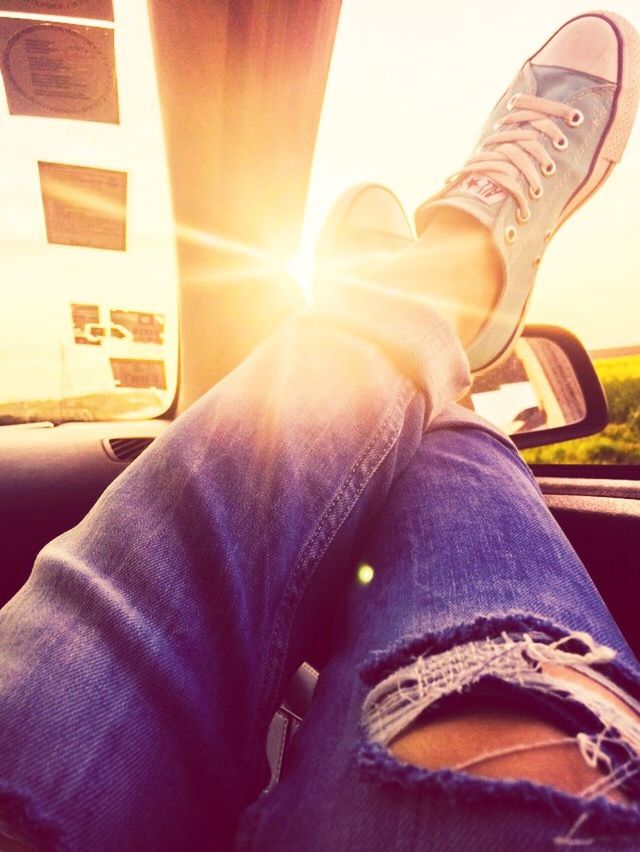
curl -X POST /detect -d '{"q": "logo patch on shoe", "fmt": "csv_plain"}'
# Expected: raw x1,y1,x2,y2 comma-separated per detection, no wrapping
455,175,506,206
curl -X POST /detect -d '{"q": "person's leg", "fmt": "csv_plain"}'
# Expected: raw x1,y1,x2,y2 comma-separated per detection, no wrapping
315,187,503,350
2,11,638,851
319,10,640,379
0,289,470,850
237,411,640,851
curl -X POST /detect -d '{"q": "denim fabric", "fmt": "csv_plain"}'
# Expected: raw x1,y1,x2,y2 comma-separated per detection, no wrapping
0,280,638,850
0,288,471,850
236,425,640,851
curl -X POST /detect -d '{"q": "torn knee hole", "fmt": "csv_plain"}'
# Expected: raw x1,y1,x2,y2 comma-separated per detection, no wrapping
388,695,632,805
362,621,640,808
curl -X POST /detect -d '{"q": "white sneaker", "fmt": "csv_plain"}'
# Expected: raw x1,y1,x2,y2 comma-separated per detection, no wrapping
415,11,640,372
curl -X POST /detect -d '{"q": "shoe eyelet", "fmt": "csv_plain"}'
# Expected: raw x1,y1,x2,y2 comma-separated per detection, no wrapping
507,93,521,111
542,161,556,177
567,109,584,127
516,208,531,225
553,136,569,151
532,256,542,269
505,226,517,244
529,185,543,200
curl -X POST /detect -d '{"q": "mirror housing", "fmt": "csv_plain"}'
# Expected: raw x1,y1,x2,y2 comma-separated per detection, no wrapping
469,325,608,449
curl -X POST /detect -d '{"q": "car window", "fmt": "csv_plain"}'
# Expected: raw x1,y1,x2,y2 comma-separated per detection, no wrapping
0,1,177,424
297,0,640,466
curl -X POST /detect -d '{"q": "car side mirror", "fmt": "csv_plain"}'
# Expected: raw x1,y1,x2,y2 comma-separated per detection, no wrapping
468,325,608,449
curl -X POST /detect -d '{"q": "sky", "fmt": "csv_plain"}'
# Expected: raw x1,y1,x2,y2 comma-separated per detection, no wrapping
300,0,640,351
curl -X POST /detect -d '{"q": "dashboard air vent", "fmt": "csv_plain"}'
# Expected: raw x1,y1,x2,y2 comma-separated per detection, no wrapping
103,437,155,463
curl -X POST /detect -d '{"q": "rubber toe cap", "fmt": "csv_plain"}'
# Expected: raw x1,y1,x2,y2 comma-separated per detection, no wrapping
531,14,620,83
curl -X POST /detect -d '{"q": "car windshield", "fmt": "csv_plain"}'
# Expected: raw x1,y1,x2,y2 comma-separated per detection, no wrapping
0,1,177,424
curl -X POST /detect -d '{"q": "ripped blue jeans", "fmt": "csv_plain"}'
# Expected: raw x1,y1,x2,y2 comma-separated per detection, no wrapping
0,279,639,851
236,427,640,850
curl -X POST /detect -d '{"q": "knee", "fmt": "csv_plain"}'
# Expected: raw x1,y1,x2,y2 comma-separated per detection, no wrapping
388,673,634,804
359,616,640,843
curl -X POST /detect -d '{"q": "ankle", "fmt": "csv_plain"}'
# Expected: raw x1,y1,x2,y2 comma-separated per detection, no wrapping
416,209,503,345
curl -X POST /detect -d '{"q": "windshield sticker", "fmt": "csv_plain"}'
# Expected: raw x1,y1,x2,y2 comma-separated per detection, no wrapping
71,303,103,345
39,162,127,251
70,305,166,349
110,311,165,345
0,1,113,20
110,359,167,390
0,19,118,122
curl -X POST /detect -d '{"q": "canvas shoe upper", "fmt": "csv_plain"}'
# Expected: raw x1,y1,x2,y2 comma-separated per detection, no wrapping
415,11,640,373
315,183,414,280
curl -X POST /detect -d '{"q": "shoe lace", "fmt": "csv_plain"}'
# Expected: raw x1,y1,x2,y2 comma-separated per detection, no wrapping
450,93,584,222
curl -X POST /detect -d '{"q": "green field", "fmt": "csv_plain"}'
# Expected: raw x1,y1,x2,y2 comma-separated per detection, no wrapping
523,353,640,465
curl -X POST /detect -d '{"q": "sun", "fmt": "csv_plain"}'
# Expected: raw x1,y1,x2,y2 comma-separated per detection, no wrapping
286,246,315,303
